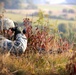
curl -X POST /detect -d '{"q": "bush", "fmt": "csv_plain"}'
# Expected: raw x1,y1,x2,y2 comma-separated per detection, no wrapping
58,23,68,33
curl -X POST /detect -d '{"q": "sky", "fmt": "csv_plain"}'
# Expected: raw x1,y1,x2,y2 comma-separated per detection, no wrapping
34,0,66,4
46,0,66,4
33,0,76,4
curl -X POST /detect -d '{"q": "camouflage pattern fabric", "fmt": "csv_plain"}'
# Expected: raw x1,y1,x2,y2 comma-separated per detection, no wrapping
0,34,27,55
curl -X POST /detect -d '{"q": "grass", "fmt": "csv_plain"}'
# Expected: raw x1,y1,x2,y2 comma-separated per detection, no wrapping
1,6,76,74
0,50,71,75
4,13,24,22
4,12,75,26
37,4,76,10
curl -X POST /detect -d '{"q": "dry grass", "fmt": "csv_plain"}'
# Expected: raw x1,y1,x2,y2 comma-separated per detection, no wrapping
0,50,72,75
1,5,76,75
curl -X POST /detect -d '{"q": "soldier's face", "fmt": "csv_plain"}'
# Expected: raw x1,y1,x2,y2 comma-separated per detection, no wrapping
7,29,13,36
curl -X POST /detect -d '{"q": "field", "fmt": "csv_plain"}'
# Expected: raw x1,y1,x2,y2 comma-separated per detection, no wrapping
0,50,73,75
0,4,76,75
4,4,76,23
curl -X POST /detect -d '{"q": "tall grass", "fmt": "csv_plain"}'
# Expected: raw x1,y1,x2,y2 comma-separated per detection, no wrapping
0,50,71,75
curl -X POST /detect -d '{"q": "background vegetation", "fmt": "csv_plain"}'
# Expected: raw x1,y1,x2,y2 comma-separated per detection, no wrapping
0,1,76,75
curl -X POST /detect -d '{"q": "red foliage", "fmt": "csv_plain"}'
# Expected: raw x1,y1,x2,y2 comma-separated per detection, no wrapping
23,18,70,53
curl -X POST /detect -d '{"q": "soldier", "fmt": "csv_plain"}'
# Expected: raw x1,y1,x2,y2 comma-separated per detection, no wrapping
10,28,27,55
0,27,27,56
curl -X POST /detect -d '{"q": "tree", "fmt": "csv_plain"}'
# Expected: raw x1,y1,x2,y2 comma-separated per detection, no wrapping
58,23,69,39
58,23,68,33
25,0,37,9
0,0,23,9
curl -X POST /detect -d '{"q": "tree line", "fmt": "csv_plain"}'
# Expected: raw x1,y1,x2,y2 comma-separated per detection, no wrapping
0,0,37,9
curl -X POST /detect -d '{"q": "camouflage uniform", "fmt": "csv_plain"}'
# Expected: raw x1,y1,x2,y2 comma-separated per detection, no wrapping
0,33,27,55
10,34,27,55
